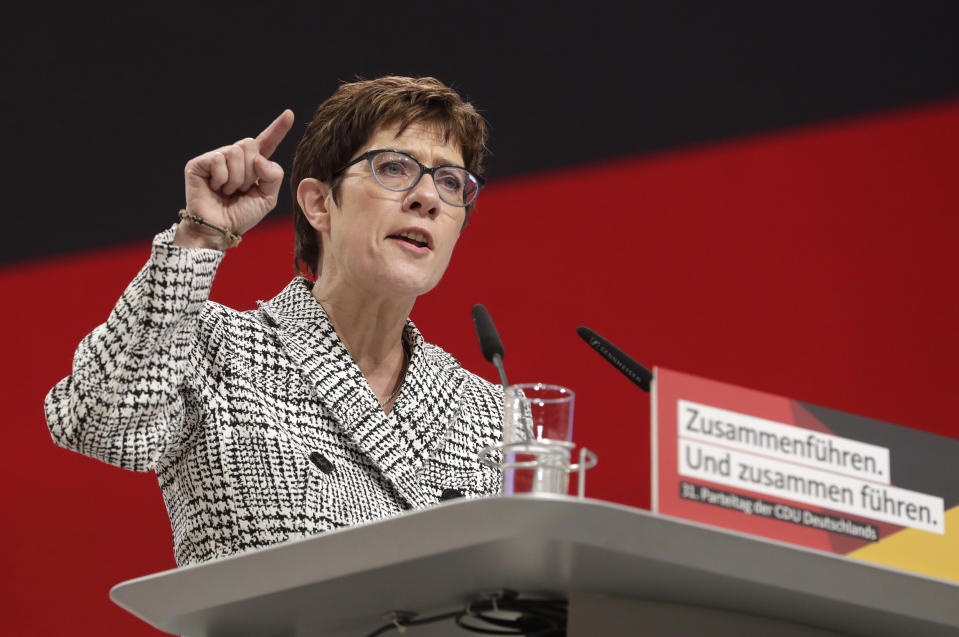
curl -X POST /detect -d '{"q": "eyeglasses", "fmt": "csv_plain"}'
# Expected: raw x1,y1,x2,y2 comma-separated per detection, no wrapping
333,149,485,207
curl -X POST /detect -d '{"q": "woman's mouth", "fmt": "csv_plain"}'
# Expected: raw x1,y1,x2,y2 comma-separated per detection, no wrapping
388,229,431,249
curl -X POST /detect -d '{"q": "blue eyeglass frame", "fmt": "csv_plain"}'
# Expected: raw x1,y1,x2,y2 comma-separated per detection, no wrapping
332,149,486,207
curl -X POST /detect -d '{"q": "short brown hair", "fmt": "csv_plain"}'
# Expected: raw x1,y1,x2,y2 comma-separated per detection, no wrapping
291,76,488,277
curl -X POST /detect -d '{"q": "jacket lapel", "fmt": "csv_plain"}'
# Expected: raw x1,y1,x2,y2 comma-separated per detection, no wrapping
256,279,465,510
390,328,467,484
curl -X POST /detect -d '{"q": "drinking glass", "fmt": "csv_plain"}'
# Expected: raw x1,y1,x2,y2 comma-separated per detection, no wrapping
501,383,575,495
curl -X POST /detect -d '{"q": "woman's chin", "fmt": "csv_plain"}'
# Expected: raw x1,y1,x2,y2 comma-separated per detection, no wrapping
378,265,446,298
390,278,440,299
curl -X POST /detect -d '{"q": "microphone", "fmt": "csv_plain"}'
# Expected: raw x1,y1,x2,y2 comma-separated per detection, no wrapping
576,326,653,392
472,304,510,387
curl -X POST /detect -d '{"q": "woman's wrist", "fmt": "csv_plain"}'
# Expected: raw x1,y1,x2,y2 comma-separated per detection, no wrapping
173,219,233,251
173,210,242,251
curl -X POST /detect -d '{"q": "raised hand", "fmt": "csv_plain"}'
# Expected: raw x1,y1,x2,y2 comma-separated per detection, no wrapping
175,109,295,249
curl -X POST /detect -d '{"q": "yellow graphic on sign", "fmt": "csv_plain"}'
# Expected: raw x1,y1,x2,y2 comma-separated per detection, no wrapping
848,505,959,583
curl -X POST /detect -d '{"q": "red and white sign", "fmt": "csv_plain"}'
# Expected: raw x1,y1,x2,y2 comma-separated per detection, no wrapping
652,367,958,581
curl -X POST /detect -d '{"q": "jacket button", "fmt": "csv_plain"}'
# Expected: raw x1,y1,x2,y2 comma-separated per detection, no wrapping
309,451,334,474
440,488,464,501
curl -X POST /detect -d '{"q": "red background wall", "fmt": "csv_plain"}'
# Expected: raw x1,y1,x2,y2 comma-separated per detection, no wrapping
2,99,957,633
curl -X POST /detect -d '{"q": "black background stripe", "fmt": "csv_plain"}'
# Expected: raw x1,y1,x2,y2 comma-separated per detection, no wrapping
4,2,958,264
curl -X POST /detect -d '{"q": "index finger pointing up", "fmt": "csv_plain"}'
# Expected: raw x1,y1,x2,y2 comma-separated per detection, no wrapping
255,109,295,158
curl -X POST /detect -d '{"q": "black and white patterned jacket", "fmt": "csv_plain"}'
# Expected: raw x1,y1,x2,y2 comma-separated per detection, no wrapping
45,228,503,566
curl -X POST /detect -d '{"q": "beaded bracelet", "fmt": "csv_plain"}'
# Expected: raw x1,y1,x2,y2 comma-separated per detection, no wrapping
178,209,242,248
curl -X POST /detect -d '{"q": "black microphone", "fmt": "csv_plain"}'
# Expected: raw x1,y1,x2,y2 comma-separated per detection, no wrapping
576,326,653,392
472,304,510,387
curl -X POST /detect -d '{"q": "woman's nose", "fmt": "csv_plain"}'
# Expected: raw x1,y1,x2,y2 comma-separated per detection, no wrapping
403,175,440,216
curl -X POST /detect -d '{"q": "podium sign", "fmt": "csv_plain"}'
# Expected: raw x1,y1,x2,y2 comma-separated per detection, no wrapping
652,367,959,583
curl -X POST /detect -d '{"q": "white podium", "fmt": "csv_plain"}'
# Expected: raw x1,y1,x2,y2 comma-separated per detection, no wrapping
111,496,959,636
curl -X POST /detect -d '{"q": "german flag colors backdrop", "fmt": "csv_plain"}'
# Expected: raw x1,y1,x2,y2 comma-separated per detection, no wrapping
3,4,958,634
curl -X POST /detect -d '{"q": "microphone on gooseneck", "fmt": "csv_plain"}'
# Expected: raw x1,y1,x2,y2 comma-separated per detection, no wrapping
472,304,510,388
576,326,653,392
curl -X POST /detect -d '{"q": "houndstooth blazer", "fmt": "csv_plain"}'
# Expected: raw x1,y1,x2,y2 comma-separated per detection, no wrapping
45,227,503,566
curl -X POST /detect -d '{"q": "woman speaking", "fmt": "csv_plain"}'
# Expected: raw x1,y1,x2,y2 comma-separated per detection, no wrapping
44,76,504,566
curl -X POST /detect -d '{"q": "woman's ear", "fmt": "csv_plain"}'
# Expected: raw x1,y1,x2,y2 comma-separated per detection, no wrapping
297,178,334,232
